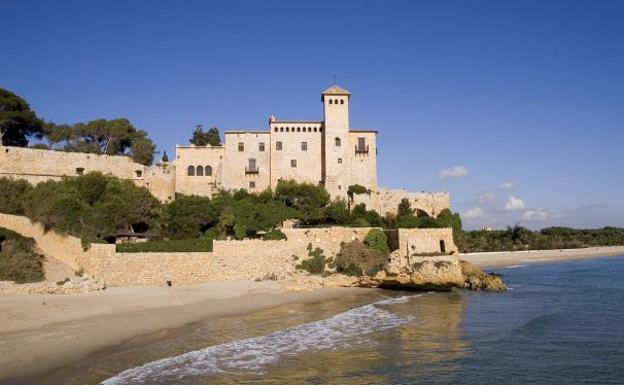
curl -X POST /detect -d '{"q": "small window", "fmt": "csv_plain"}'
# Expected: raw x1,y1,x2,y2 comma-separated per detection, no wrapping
301,141,307,151
274,127,278,132
76,167,85,175
340,99,344,105
280,127,284,132
276,141,282,151
187,166,195,176
291,159,297,168
358,137,366,149
197,165,204,176
206,165,212,176
319,127,323,132
337,158,342,164
286,127,290,132
135,170,143,178
313,127,317,132
297,127,301,132
329,99,333,104
249,181,256,189
335,137,341,147
338,185,342,190
259,142,265,152
248,158,257,169
238,142,244,152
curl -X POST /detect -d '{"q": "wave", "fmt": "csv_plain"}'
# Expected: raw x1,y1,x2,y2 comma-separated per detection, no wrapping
102,295,417,385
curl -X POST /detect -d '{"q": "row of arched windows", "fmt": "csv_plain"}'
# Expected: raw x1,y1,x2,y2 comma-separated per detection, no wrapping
328,99,344,105
273,126,322,133
187,165,212,176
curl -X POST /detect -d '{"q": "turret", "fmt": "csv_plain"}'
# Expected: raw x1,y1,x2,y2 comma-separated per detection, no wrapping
322,85,350,134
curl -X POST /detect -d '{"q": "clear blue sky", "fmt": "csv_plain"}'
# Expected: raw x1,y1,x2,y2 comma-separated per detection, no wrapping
1,0,623,229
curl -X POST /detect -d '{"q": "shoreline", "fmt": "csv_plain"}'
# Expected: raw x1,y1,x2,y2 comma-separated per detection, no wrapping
0,280,370,381
462,245,624,269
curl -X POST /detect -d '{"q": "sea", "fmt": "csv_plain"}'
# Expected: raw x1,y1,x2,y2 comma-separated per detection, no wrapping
31,255,624,384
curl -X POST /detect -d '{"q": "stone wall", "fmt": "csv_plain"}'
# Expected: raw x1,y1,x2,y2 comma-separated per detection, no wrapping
174,145,224,197
0,213,457,287
0,146,174,202
371,188,451,217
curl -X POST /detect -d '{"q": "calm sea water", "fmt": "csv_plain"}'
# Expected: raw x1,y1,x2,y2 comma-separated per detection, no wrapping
36,255,624,384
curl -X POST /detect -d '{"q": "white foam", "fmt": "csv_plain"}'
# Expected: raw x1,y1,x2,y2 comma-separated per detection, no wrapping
102,295,416,384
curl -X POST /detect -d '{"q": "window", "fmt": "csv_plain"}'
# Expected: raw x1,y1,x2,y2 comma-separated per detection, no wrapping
187,166,195,176
301,141,308,151
238,142,244,152
197,165,204,176
335,137,341,147
276,141,282,150
280,127,284,132
338,185,342,190
297,127,301,132
249,181,256,189
206,165,212,176
259,142,265,152
337,158,342,164
286,127,289,132
329,99,333,104
358,137,366,149
76,167,85,175
135,170,143,177
319,127,323,132
249,158,256,169
340,99,344,104
291,159,297,168
313,127,317,132
274,127,278,132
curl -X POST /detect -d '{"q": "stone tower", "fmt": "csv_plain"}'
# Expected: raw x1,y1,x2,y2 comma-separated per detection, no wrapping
322,84,351,198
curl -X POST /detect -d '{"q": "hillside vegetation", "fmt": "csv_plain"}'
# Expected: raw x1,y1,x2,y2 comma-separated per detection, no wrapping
0,228,45,283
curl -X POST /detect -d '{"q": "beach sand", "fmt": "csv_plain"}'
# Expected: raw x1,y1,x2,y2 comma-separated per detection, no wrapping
0,280,367,380
462,245,624,269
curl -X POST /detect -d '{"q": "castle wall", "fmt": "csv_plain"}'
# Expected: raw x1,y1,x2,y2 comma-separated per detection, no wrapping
348,131,377,191
174,145,224,197
221,132,271,192
0,146,174,202
375,188,450,217
269,123,324,189
396,228,458,256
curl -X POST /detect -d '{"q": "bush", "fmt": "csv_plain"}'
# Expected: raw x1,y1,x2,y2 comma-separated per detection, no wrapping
0,178,33,215
0,230,45,283
347,184,367,195
364,229,389,253
116,237,214,253
263,229,287,241
296,245,330,275
335,241,387,277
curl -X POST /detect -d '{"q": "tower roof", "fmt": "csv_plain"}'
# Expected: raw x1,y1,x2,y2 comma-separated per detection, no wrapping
321,84,351,100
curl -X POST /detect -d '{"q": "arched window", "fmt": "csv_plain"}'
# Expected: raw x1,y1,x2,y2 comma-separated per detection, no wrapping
205,165,212,176
286,127,290,132
274,127,278,132
280,127,284,132
340,99,344,105
196,165,204,176
313,127,317,132
335,137,341,147
187,166,195,176
329,99,333,104
297,127,301,132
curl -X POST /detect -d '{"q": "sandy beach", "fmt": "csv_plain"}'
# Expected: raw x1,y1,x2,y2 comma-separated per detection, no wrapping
462,245,624,269
0,280,367,381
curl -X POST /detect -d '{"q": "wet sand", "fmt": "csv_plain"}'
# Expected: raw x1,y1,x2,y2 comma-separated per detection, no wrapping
462,245,624,269
0,280,367,381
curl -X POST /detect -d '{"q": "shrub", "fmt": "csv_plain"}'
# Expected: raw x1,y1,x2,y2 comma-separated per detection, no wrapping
296,246,330,275
347,184,367,196
0,178,33,215
335,241,387,277
0,231,45,283
364,229,389,253
263,229,287,241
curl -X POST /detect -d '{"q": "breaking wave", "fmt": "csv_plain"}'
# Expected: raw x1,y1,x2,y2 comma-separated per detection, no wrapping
102,295,417,384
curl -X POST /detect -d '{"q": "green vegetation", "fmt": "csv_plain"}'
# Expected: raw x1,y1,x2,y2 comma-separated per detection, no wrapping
0,228,45,283
189,125,221,146
0,88,45,147
364,228,389,253
458,225,624,253
262,229,287,241
296,244,331,274
335,240,388,277
347,184,368,196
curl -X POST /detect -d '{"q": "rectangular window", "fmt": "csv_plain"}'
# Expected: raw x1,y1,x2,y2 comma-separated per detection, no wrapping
259,142,265,152
238,142,244,152
337,158,342,164
276,141,282,151
301,141,307,151
358,137,366,150
291,159,297,168
249,181,255,189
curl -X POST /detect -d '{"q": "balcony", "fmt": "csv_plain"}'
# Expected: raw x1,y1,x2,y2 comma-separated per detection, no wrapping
245,166,259,174
355,145,369,155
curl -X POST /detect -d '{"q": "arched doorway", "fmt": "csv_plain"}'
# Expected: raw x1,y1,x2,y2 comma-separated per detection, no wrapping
439,240,446,254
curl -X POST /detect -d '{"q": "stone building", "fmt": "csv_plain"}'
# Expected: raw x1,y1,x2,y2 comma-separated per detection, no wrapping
0,85,450,217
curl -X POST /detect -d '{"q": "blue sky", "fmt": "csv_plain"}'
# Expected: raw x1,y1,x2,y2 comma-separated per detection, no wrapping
1,0,623,229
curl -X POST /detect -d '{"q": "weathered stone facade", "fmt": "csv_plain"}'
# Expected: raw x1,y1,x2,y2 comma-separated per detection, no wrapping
0,85,449,216
0,213,456,287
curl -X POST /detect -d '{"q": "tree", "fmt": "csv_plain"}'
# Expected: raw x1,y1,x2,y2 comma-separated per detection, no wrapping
275,180,330,224
161,150,169,163
398,198,414,217
131,138,156,165
190,125,221,146
0,88,44,147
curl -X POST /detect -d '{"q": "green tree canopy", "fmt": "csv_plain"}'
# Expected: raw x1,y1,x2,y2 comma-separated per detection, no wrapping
190,125,221,146
0,88,45,147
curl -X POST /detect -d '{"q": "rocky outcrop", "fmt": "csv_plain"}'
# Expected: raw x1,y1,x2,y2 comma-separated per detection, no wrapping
459,260,506,291
0,277,106,295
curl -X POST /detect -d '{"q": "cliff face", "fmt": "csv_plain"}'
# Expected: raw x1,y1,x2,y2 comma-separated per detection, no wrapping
366,251,506,292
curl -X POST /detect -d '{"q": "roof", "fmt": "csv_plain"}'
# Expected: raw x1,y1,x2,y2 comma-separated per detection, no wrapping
321,84,351,100
350,129,378,134
270,120,322,124
224,130,270,135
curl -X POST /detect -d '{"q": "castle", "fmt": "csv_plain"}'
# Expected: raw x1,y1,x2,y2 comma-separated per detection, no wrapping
0,85,449,217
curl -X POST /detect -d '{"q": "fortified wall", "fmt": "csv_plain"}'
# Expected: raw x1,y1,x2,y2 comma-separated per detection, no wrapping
0,146,175,202
352,188,450,217
0,213,456,287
